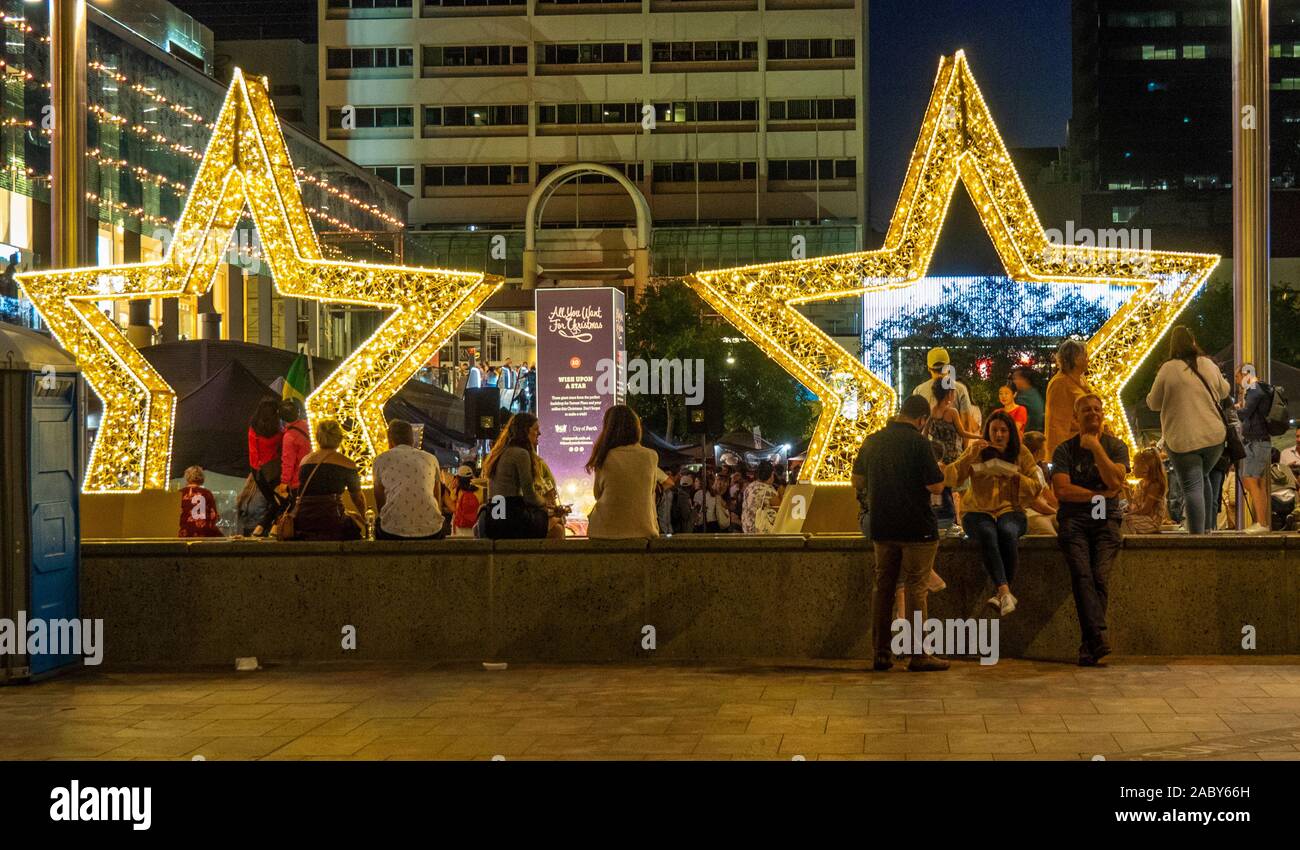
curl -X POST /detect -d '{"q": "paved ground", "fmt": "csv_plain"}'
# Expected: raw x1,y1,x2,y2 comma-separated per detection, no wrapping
2,658,1300,760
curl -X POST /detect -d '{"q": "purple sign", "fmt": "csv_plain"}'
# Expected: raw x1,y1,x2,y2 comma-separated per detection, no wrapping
535,287,626,520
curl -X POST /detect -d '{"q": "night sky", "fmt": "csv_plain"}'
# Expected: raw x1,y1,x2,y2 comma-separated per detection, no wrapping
869,0,1072,232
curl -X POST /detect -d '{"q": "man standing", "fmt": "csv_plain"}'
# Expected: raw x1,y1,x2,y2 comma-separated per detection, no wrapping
373,419,445,540
466,357,483,390
1051,393,1129,666
852,394,948,672
498,357,517,412
912,347,976,435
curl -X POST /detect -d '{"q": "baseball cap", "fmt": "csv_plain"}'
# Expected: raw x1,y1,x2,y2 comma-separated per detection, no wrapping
927,347,951,369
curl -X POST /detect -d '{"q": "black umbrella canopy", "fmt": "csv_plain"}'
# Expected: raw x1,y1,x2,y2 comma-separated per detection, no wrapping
173,358,280,479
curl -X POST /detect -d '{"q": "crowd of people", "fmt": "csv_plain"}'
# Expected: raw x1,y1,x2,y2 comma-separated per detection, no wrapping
855,330,1293,672
175,326,1292,671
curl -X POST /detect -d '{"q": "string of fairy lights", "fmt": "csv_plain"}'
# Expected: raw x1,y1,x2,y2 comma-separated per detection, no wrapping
688,51,1220,482
0,14,403,242
19,71,499,493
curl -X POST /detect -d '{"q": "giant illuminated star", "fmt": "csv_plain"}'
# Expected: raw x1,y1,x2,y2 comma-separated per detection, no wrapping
19,69,501,492
688,51,1218,483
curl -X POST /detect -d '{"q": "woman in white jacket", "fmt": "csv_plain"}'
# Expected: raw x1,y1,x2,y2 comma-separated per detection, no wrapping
1145,326,1231,534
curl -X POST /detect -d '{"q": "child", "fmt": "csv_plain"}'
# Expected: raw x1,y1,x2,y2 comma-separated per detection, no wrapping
450,464,480,538
179,466,222,537
1122,447,1168,534
1021,430,1058,535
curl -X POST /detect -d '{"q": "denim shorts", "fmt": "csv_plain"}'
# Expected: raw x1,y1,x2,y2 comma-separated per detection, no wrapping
1243,439,1271,478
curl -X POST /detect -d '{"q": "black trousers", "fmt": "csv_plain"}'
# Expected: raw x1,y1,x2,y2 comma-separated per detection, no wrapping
1057,513,1123,655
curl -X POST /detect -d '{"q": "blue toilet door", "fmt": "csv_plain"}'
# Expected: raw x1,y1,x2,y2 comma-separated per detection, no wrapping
27,373,80,675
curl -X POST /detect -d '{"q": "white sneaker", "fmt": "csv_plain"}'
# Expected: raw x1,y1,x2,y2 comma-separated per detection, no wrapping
1244,523,1270,534
987,595,1001,609
999,593,1017,616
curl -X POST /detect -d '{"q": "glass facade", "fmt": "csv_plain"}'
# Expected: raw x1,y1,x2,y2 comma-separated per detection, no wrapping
0,0,407,347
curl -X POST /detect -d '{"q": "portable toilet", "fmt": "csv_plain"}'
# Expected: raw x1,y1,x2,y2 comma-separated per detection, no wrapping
0,323,84,682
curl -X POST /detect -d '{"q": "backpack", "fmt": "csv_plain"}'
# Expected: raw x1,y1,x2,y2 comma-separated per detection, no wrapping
453,489,480,528
1261,382,1292,437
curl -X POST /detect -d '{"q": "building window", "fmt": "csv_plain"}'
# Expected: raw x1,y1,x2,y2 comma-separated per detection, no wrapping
1183,174,1219,189
539,42,642,65
424,104,529,127
1182,10,1228,27
651,161,757,182
537,102,641,125
422,0,524,6
650,41,758,63
1274,77,1300,91
326,106,414,128
650,100,758,124
423,165,531,187
1182,44,1206,59
423,45,528,67
327,0,413,9
537,162,645,183
767,38,854,60
368,165,416,188
1111,205,1139,224
1141,45,1177,60
326,47,414,69
1106,11,1176,27
768,98,855,120
768,159,856,180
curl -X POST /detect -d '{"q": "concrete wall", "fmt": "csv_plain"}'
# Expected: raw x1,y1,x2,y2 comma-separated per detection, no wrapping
80,534,1300,667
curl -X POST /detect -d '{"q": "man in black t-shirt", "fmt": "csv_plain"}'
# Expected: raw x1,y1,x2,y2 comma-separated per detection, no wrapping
852,394,948,672
1051,393,1130,666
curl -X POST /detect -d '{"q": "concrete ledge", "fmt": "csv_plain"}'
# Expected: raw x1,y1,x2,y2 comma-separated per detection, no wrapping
80,534,1300,666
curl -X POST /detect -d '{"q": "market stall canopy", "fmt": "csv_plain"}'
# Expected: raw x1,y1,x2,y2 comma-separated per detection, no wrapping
173,358,280,479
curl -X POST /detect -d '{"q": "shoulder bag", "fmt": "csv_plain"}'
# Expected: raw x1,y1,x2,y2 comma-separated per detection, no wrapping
271,453,327,540
1188,361,1247,463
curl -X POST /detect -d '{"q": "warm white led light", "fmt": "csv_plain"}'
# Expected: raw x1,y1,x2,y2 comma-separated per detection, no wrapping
19,70,502,492
687,52,1219,483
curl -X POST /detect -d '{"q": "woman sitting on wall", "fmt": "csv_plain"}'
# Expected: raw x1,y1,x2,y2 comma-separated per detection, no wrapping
476,412,556,539
282,419,364,541
586,404,665,539
945,410,1042,616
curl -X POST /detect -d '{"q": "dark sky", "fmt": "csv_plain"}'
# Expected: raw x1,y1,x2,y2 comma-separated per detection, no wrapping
870,0,1072,232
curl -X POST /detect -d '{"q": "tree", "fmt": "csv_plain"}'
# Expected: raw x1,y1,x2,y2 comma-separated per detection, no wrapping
625,280,817,445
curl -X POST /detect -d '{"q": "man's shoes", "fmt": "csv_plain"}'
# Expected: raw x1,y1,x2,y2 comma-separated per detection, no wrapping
872,655,893,672
1078,653,1098,667
1091,641,1112,662
908,654,950,672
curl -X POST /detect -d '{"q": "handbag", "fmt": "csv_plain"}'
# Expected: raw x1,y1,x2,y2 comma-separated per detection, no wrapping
1188,361,1247,463
270,453,328,540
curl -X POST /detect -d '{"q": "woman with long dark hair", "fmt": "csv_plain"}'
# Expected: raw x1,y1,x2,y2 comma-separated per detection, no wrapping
585,404,665,538
946,410,1043,615
1145,325,1231,534
247,398,284,536
477,412,553,539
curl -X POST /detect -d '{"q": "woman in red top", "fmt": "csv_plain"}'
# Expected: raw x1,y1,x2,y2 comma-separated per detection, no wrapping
179,466,222,537
998,384,1028,434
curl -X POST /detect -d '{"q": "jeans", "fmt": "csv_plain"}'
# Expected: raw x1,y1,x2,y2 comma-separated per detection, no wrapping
871,540,938,658
858,510,871,541
1168,444,1225,534
1057,513,1123,655
962,511,1027,587
1206,464,1227,531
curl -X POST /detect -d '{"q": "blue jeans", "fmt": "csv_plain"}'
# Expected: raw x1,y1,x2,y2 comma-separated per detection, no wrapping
1169,444,1225,534
1206,464,1227,531
962,511,1027,588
